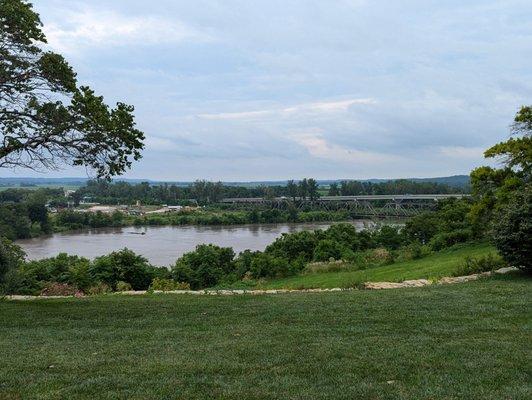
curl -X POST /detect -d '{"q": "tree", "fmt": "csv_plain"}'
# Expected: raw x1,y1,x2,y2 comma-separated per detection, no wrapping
171,244,235,289
0,0,144,179
286,180,298,201
0,237,25,287
470,106,531,228
307,178,319,201
328,182,339,196
298,178,308,200
492,185,531,272
89,248,154,290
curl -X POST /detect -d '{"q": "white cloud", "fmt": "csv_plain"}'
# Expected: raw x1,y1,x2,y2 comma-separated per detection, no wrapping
145,136,181,151
43,8,210,54
197,98,375,120
291,132,401,164
439,146,486,159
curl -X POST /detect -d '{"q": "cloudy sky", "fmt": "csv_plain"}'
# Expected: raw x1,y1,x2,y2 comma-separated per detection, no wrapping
4,0,532,180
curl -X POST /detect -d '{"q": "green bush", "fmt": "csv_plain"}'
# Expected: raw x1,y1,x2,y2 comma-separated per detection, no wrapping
90,249,155,290
393,242,430,263
16,253,91,293
265,230,318,262
171,244,235,289
493,186,531,272
304,260,356,274
454,254,508,276
87,282,112,295
373,225,404,250
116,281,132,292
0,268,39,295
67,260,94,292
0,238,25,289
249,253,293,279
313,239,345,262
429,229,472,251
323,223,362,251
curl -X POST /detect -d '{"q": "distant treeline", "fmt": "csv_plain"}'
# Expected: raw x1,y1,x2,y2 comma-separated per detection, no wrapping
73,178,467,205
328,180,467,196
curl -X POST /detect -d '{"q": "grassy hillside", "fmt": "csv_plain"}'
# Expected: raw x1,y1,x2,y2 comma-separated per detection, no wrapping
1,275,529,399
256,242,496,290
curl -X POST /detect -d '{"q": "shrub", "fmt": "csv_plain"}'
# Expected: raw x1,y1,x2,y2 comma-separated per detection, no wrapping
395,243,430,262
373,225,404,250
0,238,25,288
249,253,293,279
116,281,132,291
265,230,318,262
90,248,155,290
403,213,439,244
67,260,94,291
0,268,40,295
40,282,81,297
454,254,508,276
366,248,394,265
171,244,235,289
304,260,355,274
429,229,472,251
323,223,361,251
14,253,92,294
149,278,190,291
313,239,345,262
493,186,531,272
87,282,112,295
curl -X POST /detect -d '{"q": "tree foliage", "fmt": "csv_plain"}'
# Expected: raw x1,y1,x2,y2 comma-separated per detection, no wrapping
469,106,531,268
492,185,531,272
0,0,144,178
470,105,531,229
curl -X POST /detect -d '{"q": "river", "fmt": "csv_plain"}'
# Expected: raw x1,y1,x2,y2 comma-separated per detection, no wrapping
16,221,376,266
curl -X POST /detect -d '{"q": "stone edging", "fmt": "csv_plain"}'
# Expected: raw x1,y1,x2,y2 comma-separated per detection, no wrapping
2,267,519,301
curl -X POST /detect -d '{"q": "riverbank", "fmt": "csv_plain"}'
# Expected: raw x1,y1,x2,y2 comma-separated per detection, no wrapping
17,220,378,265
51,208,357,233
1,275,529,399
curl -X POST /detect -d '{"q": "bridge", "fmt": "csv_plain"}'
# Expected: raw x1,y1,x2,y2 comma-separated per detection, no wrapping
219,194,469,217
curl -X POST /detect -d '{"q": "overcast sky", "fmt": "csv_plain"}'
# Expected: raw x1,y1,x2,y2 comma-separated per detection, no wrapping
3,0,532,180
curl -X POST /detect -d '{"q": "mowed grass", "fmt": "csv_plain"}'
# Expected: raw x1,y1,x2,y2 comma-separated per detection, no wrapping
258,242,496,290
1,275,530,399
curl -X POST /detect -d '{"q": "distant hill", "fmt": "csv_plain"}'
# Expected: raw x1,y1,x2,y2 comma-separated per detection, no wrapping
0,175,470,189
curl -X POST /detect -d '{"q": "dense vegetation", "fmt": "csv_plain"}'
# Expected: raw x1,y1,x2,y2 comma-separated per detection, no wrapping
1,248,173,295
53,208,349,231
470,105,531,272
0,107,530,293
0,176,467,239
257,243,500,290
0,188,58,240
1,276,529,399
70,177,463,206
1,196,501,294
327,179,466,196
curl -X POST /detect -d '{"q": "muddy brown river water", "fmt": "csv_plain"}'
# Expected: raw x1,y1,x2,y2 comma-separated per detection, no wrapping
16,221,377,266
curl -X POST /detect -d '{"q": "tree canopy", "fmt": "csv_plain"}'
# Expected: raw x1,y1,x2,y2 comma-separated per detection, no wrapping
470,105,531,226
0,0,144,178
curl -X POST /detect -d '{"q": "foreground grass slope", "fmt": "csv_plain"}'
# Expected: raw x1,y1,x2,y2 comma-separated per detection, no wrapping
258,242,496,290
1,275,530,399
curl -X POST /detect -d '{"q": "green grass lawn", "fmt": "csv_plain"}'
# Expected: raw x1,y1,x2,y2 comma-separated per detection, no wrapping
1,274,530,399
257,243,497,290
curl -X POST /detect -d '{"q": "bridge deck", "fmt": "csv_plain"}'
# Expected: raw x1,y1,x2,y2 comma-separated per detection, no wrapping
220,194,469,203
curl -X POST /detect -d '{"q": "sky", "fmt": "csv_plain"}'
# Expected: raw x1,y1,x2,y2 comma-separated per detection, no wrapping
3,0,532,181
